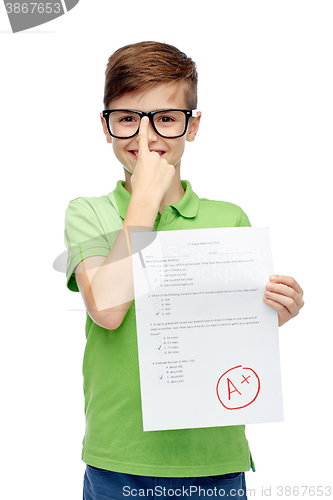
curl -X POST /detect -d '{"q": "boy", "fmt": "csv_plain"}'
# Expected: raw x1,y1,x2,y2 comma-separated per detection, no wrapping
64,41,304,500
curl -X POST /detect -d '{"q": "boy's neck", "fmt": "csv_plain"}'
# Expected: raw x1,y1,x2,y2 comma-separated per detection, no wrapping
158,179,185,215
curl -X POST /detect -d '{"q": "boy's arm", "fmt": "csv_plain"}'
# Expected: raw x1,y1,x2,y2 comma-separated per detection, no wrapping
75,198,159,330
75,117,176,330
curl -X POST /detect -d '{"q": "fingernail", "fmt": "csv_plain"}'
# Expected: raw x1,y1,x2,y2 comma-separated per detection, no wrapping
265,291,272,298
270,275,278,281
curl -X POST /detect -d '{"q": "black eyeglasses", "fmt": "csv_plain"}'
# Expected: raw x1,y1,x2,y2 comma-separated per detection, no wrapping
102,109,198,139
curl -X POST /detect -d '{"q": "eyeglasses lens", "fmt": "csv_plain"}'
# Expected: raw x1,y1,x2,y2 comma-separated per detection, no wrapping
108,111,186,138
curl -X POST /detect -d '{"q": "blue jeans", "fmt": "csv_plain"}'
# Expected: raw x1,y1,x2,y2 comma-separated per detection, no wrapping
83,465,247,500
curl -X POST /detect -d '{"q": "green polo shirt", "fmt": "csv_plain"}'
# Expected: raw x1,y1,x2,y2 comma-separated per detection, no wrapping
65,180,254,476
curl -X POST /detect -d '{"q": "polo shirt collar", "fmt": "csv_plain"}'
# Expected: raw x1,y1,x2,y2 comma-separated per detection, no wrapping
109,180,199,220
171,180,199,218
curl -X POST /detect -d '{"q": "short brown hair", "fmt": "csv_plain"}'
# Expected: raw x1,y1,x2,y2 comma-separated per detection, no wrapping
103,41,198,109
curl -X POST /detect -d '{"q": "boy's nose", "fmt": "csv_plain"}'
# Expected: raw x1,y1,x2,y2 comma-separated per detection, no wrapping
144,118,158,143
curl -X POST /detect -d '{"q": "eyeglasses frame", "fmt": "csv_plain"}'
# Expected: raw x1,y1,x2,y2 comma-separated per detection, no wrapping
101,109,198,139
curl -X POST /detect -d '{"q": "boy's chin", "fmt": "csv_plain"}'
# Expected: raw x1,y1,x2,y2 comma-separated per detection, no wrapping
123,164,134,176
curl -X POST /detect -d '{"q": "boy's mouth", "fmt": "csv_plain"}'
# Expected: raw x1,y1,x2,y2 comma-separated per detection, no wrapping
129,150,165,158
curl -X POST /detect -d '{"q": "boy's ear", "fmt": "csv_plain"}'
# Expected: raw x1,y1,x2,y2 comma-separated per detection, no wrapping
186,111,202,142
100,113,112,144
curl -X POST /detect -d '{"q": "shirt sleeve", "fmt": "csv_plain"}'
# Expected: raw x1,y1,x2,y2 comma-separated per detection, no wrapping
238,208,251,227
64,198,112,292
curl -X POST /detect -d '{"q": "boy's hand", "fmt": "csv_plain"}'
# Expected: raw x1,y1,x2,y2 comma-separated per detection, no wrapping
131,116,176,202
263,275,304,327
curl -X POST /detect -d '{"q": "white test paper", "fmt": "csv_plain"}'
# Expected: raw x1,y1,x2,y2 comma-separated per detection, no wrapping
131,227,283,432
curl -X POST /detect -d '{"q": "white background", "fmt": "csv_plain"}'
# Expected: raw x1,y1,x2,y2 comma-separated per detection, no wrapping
1,1,332,498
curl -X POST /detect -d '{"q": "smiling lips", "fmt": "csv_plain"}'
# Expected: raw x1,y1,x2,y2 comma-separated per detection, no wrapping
129,150,165,158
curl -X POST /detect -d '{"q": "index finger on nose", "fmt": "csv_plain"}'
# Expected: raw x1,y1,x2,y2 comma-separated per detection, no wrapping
138,116,150,155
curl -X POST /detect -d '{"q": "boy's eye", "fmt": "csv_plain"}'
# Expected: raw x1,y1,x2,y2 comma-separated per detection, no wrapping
119,115,138,123
160,116,174,122
156,115,175,123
